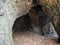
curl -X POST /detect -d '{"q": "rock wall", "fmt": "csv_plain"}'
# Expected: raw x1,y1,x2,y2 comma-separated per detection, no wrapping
37,0,60,34
0,0,60,45
0,0,32,45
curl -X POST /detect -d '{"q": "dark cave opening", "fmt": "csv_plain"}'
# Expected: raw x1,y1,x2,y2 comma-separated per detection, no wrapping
12,3,60,44
12,14,31,33
12,4,49,36
10,0,60,44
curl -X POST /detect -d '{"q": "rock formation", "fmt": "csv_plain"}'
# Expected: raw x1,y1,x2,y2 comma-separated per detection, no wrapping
0,0,32,45
0,0,60,45
37,0,60,34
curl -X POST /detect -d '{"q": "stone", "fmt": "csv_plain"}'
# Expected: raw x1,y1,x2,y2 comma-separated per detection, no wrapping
37,0,60,34
0,0,32,45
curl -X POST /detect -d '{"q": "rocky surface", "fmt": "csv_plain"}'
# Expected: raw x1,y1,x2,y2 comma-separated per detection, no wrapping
0,0,60,45
0,0,33,45
13,32,60,45
37,0,60,34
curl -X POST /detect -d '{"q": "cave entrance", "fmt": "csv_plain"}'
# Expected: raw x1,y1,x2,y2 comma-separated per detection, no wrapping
12,13,32,45
12,13,31,35
12,14,30,33
12,4,45,45
12,5,44,36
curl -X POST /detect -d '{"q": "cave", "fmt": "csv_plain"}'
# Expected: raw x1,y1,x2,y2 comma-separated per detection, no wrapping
12,4,44,36
12,4,60,45
0,0,60,45
12,5,50,45
12,5,45,45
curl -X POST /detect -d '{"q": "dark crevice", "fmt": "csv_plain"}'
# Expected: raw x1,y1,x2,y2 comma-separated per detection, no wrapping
12,14,31,33
12,4,50,35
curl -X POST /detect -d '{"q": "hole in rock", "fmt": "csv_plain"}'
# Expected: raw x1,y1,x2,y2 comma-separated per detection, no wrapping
12,5,50,45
